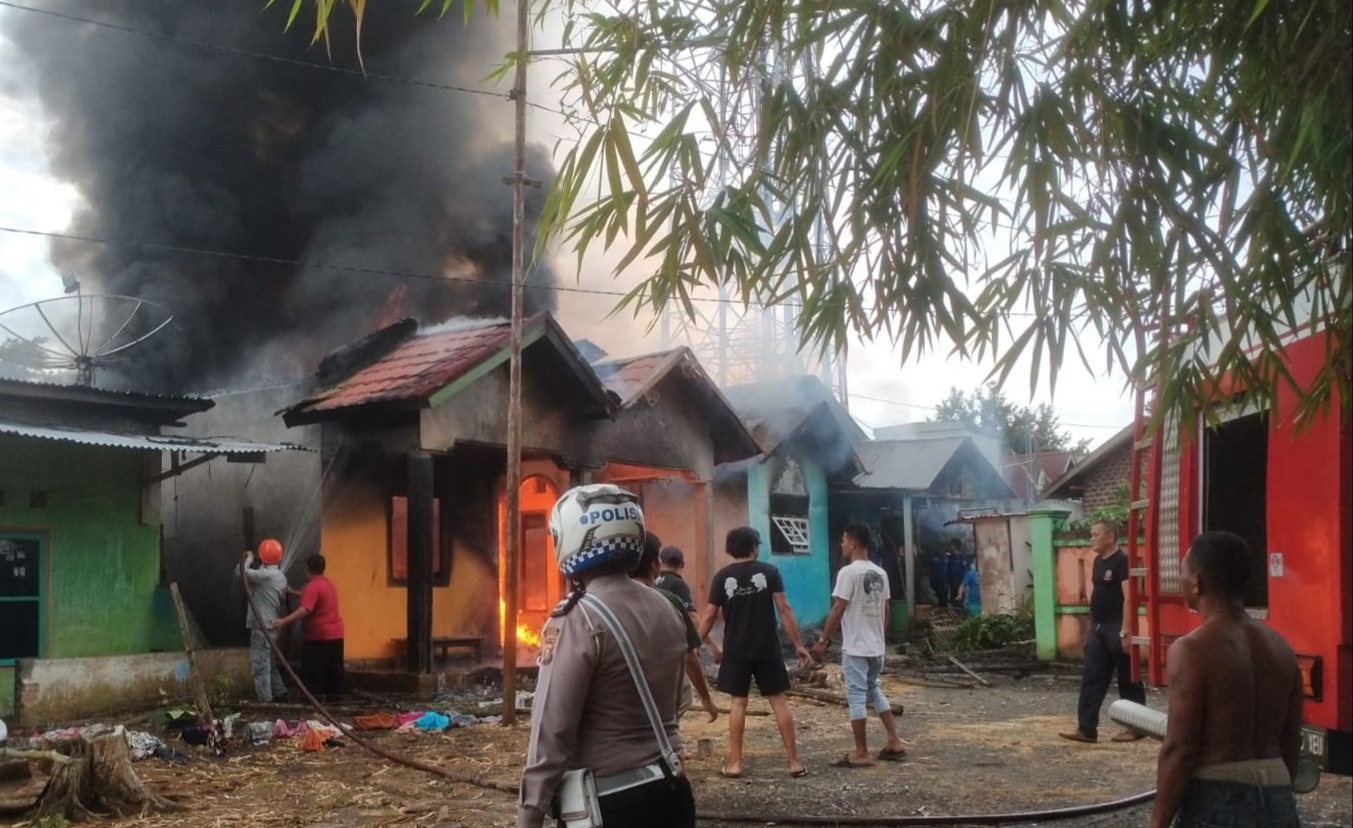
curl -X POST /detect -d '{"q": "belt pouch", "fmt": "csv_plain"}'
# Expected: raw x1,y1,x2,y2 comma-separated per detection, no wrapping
558,768,602,828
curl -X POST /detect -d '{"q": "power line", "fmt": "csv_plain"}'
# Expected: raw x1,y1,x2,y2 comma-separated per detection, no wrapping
0,222,791,309
0,0,570,119
847,391,1125,430
0,223,1053,317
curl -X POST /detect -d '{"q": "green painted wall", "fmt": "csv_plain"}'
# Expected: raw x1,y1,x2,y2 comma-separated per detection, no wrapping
0,666,13,717
0,436,180,673
1029,508,1069,662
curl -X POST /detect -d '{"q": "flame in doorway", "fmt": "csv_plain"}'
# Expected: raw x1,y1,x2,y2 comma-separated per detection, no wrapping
500,598,543,648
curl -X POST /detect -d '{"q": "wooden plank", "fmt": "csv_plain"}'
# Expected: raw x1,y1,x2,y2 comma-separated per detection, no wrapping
947,655,992,687
169,582,214,723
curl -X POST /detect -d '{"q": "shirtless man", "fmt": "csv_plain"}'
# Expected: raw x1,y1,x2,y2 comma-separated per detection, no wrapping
1149,531,1303,828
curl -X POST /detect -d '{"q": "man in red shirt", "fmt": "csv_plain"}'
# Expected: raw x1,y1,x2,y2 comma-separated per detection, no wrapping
274,554,345,701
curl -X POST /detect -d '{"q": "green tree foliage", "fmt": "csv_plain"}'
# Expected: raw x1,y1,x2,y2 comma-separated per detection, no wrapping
932,386,1091,454
277,0,1350,428
948,611,1034,653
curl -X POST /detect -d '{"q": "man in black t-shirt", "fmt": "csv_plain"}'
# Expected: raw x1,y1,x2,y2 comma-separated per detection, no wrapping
697,526,812,779
655,545,722,662
1059,520,1148,743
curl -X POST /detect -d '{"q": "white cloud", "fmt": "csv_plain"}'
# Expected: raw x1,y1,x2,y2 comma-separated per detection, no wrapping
0,72,82,310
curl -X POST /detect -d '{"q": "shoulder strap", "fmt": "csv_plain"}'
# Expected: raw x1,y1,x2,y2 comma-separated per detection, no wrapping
578,592,683,776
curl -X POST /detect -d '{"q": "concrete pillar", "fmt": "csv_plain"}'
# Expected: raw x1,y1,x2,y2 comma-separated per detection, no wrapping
1029,508,1070,662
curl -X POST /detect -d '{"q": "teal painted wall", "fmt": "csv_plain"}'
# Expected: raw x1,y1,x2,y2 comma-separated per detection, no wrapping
747,453,831,628
0,436,180,677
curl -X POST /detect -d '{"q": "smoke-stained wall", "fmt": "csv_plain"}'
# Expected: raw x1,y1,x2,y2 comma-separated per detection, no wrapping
3,1,556,392
160,382,324,646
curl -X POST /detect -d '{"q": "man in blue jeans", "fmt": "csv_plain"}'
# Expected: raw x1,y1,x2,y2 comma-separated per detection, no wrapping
811,521,908,766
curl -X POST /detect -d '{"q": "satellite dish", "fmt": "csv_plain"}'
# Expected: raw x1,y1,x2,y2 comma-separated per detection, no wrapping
0,282,174,386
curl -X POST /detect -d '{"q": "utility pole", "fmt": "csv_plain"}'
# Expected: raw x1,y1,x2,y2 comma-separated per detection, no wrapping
502,0,530,726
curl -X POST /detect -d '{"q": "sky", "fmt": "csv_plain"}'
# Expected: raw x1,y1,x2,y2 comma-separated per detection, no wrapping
0,4,1134,451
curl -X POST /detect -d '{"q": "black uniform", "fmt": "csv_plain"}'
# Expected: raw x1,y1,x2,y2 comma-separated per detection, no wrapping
1076,549,1147,738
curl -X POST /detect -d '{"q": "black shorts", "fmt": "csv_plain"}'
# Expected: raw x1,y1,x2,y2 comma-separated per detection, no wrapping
716,657,790,697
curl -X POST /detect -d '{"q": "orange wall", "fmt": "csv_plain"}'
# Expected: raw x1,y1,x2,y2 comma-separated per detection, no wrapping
320,474,499,663
1055,545,1098,606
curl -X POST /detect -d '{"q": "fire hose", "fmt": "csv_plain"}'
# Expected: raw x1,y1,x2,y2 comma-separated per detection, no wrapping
238,563,1158,824
239,561,517,794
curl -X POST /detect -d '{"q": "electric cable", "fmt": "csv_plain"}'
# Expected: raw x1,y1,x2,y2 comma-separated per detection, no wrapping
237,553,1158,824
0,223,1043,318
0,0,567,119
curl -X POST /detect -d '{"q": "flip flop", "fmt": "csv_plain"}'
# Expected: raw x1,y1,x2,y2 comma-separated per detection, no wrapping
829,754,872,768
877,747,908,762
719,765,744,779
789,765,810,777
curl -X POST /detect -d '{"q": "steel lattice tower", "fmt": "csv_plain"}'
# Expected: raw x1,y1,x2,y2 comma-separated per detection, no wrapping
658,39,848,403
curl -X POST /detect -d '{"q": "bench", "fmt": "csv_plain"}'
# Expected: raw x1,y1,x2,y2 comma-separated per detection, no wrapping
392,636,484,664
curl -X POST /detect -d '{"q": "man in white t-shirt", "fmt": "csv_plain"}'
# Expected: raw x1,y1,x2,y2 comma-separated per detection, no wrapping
811,521,908,767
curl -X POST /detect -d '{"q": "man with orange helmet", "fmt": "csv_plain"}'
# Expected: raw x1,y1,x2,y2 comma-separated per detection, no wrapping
236,538,290,702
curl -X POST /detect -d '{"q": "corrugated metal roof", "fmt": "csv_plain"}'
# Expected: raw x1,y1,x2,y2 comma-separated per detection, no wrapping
853,437,971,490
0,377,211,405
0,418,306,454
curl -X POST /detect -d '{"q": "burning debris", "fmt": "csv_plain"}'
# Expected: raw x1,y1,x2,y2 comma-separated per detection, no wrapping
3,1,557,392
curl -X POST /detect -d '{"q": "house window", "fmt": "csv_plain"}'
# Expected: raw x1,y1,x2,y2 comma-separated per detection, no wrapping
389,496,451,587
769,494,811,555
1202,408,1268,608
0,533,42,664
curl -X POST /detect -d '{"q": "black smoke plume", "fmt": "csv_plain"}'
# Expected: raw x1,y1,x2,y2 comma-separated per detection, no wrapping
3,1,556,391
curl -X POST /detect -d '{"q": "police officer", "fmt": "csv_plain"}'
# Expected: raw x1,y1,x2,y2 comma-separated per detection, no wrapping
518,484,695,828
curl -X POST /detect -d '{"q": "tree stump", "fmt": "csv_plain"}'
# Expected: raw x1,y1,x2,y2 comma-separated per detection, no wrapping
33,729,181,820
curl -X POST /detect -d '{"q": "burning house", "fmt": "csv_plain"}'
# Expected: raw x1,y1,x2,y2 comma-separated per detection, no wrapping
589,346,761,607
251,315,759,671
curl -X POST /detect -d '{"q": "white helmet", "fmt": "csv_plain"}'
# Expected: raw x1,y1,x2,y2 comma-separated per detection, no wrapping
550,484,645,578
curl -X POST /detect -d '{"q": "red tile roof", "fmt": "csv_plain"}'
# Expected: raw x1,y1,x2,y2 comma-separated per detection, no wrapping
302,320,512,413
1002,450,1082,499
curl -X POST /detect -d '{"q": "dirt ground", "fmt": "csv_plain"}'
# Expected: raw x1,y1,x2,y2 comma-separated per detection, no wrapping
4,663,1350,828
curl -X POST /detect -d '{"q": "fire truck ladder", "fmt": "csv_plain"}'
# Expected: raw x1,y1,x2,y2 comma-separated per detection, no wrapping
1124,301,1171,686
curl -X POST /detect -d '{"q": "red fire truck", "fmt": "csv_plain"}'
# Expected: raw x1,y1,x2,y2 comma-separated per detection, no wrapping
1126,327,1351,775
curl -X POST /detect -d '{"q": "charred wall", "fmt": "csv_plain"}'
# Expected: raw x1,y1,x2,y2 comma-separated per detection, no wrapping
159,382,323,646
